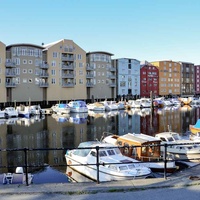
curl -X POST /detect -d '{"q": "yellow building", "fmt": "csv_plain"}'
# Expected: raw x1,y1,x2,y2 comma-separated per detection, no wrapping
0,41,7,103
151,60,181,96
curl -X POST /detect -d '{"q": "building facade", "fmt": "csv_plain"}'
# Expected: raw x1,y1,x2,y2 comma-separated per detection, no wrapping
86,51,116,100
150,60,181,96
194,65,200,96
179,62,194,96
43,39,87,102
0,41,6,104
113,58,140,97
140,64,159,98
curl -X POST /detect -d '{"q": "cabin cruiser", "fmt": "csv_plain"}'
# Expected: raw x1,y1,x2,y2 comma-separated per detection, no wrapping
87,102,105,111
51,103,70,114
189,119,200,135
68,100,88,113
65,141,152,182
155,131,200,162
102,132,177,173
4,107,18,118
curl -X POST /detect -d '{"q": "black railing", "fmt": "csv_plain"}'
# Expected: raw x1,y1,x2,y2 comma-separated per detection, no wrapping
1,142,200,185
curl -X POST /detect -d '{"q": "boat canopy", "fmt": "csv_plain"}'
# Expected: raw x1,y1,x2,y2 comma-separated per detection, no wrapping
194,119,200,129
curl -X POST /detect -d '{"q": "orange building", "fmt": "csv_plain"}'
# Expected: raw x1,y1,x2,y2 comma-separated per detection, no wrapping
150,60,181,96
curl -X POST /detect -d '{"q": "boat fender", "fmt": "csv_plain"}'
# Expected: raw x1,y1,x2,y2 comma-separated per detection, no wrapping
68,160,72,165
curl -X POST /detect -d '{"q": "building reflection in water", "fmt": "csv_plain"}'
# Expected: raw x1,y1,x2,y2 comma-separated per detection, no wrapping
0,106,199,174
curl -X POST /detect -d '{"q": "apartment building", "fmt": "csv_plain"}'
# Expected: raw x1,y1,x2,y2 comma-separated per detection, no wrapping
194,65,200,95
112,58,140,96
43,39,87,102
150,60,181,96
140,64,159,98
5,43,45,103
0,41,6,103
179,62,194,96
86,51,116,100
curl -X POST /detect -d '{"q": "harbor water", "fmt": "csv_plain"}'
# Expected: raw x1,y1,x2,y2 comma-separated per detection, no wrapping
0,105,200,183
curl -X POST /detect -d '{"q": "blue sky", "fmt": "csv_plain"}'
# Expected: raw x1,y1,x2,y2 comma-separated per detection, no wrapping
1,0,200,64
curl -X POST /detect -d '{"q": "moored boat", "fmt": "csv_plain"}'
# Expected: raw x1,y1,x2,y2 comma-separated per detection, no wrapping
65,141,152,182
189,119,200,134
68,100,88,113
102,132,177,173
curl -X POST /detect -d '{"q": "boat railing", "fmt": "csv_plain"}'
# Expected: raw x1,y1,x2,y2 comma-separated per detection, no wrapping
1,142,200,185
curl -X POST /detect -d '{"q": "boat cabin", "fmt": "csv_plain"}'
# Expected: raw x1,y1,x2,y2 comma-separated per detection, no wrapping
113,133,161,161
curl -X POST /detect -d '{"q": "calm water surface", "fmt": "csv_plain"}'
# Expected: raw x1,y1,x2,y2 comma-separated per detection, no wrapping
0,105,200,183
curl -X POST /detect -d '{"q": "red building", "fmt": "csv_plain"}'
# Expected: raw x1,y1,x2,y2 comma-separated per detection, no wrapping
140,64,159,98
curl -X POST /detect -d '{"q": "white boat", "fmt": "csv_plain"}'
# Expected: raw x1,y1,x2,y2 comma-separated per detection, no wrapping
69,113,88,124
3,167,33,185
65,141,152,182
68,100,88,113
87,102,105,111
4,107,18,118
16,105,32,118
102,133,177,173
102,100,118,111
190,132,200,142
155,131,200,162
51,103,70,114
30,105,44,115
0,110,5,118
136,98,151,108
163,99,174,107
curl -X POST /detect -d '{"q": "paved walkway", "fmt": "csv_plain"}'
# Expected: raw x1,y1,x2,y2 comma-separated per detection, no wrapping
1,164,200,195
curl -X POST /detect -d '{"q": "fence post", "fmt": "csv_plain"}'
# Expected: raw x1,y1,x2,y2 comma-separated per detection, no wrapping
24,148,29,186
96,146,100,184
164,143,167,180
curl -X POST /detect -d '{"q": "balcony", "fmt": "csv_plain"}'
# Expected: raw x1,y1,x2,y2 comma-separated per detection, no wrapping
39,63,49,69
6,72,17,77
109,83,116,87
86,82,94,87
63,47,74,53
61,73,74,78
86,66,94,70
109,67,116,72
5,61,16,67
61,64,74,70
40,73,49,78
39,82,49,87
86,73,94,78
61,56,74,61
62,83,75,88
6,82,16,87
109,74,116,79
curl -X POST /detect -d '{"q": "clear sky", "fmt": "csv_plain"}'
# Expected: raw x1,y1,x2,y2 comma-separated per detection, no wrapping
1,0,200,64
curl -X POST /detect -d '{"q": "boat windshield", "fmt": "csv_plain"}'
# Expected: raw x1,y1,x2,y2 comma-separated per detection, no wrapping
119,166,128,171
172,134,180,140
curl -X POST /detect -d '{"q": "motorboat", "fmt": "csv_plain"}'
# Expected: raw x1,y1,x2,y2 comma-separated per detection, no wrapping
153,98,165,108
69,113,88,124
102,100,118,111
4,107,18,118
16,105,32,118
51,103,70,114
136,98,151,108
87,102,105,111
102,132,177,173
68,100,88,113
30,105,44,115
2,167,33,185
0,110,5,118
190,132,200,142
155,131,200,162
65,141,152,182
189,119,200,134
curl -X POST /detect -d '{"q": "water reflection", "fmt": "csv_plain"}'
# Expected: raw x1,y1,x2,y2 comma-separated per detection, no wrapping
0,105,199,181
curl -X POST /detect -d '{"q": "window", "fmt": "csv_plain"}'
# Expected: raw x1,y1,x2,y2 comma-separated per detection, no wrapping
79,63,83,68
79,79,83,84
77,54,82,60
35,68,40,75
51,78,56,84
28,60,32,64
28,69,33,73
23,69,27,73
28,79,32,83
22,78,27,83
51,69,56,75
23,59,27,64
52,61,56,67
53,52,58,58
79,70,83,75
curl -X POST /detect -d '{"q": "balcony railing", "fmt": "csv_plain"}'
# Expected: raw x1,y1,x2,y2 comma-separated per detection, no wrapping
5,82,16,87
86,82,94,87
39,63,49,69
86,73,94,78
62,64,74,70
6,72,17,77
62,83,75,87
61,56,74,61
39,82,49,87
109,83,116,87
61,73,74,78
5,62,16,67
86,66,94,71
109,67,116,72
40,73,49,78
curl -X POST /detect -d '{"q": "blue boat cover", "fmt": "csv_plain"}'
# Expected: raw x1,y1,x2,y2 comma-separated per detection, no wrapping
194,119,200,128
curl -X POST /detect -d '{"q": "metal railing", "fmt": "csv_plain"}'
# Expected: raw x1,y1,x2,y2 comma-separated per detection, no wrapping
1,141,200,185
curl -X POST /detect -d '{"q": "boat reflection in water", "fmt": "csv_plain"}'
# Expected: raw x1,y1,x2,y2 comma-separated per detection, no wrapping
69,113,88,124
